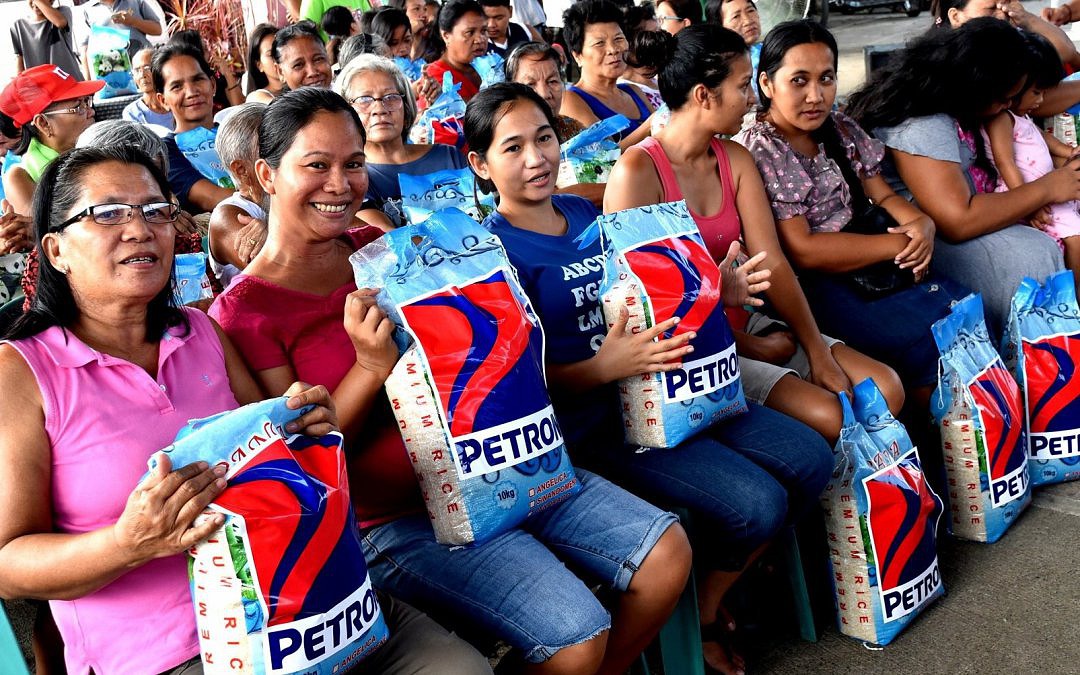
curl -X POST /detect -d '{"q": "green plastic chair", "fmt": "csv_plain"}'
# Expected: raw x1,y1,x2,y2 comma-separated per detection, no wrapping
0,602,30,675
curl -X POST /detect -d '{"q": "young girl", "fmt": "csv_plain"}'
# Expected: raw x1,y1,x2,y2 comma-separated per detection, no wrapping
986,32,1080,279
465,81,833,675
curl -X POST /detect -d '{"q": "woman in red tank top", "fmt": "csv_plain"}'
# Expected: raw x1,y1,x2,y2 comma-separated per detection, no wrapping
605,25,902,674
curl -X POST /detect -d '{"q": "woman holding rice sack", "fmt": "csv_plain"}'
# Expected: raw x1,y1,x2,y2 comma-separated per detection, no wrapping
210,86,694,675
464,81,833,675
0,145,339,674
606,25,903,444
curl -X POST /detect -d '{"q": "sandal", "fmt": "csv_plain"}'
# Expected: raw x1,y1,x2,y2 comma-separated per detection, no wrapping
701,621,746,675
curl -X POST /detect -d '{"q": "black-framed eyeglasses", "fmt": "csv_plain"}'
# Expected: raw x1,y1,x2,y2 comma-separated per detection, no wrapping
39,97,94,117
350,93,405,113
54,201,180,231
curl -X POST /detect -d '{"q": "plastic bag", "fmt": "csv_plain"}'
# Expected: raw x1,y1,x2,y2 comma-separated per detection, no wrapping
1003,270,1080,486
472,52,505,88
932,293,1031,543
173,252,214,305
351,209,581,545
393,56,425,81
410,72,467,148
556,115,629,188
821,379,944,646
88,25,136,99
174,126,236,189
155,397,390,674
399,167,495,225
598,200,746,448
0,252,26,305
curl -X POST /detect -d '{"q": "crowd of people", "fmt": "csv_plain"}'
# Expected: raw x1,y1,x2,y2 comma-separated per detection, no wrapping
1,0,1079,673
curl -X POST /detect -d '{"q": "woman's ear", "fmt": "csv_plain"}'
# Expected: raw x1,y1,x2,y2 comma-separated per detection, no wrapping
31,114,50,139
758,71,773,101
41,232,66,274
466,150,490,181
254,158,275,195
947,6,963,27
691,83,711,107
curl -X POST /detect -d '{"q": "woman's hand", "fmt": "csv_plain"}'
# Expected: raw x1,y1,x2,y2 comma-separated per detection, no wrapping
172,209,199,237
112,454,227,567
1028,205,1053,230
718,241,771,308
595,308,695,381
1041,157,1080,204
343,289,398,378
233,213,267,265
888,214,935,280
283,382,339,436
414,75,440,107
807,348,853,399
1042,4,1073,24
0,199,31,255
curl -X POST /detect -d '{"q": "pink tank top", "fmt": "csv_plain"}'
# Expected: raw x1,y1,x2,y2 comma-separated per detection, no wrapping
634,136,743,261
634,136,748,329
3,308,239,675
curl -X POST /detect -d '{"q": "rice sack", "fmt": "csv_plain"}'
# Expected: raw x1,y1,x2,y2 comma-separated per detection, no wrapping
398,167,495,225
1003,271,1080,486
556,115,629,188
174,252,214,305
597,200,746,448
154,397,389,674
175,126,235,189
932,293,1031,543
410,72,466,149
472,52,505,87
820,379,944,646
88,25,136,98
352,209,580,546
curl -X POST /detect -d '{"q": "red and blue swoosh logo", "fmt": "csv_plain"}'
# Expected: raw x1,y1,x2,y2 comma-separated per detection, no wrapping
213,434,364,626
623,234,731,357
1023,334,1080,434
865,451,942,592
969,362,1027,485
401,269,550,436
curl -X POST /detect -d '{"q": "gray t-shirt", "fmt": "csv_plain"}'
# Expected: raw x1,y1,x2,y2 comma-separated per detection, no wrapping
873,113,976,200
10,8,82,78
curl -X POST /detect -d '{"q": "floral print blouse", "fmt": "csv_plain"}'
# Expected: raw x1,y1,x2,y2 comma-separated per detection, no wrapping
734,110,885,233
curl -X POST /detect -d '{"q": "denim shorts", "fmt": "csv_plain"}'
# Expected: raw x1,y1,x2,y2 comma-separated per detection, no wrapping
361,469,677,663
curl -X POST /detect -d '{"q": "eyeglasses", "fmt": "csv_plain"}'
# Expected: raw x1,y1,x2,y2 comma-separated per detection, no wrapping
55,201,180,231
133,65,153,74
350,93,405,113
656,14,684,22
40,98,94,117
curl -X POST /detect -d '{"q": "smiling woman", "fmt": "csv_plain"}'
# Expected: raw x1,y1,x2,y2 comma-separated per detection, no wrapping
272,21,334,92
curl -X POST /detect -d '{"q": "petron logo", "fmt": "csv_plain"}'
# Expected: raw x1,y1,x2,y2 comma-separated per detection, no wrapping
1023,334,1080,461
622,233,738,404
862,448,943,624
969,361,1029,507
400,269,558,478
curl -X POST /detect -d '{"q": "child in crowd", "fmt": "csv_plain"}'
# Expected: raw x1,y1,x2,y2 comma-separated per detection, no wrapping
985,32,1080,282
322,5,362,66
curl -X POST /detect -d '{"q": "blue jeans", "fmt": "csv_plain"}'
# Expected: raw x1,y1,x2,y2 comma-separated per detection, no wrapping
361,469,677,663
574,403,833,570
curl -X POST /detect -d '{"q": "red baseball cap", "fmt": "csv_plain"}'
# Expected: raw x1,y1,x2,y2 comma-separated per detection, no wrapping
0,66,106,127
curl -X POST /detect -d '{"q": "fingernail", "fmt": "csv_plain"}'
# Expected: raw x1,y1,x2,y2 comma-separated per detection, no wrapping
285,422,298,432
213,464,227,476
215,478,227,488
686,345,694,352
197,461,208,470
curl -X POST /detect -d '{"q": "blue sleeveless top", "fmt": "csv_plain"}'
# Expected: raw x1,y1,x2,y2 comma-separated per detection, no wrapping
566,82,650,140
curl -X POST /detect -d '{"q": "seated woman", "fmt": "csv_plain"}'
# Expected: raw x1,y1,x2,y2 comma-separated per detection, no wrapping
846,18,1074,336
0,65,102,216
210,86,693,675
561,0,655,150
245,23,284,103
608,24,903,442
0,145,337,674
707,0,762,79
335,55,467,228
421,0,489,106
272,20,334,92
467,82,833,675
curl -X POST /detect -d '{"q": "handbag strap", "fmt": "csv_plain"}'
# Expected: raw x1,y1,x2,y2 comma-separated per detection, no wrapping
812,116,872,212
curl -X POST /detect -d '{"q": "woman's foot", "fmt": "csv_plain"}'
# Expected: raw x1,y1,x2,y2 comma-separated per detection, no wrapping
701,621,745,675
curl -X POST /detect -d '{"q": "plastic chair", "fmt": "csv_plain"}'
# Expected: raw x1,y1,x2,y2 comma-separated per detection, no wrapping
0,602,30,675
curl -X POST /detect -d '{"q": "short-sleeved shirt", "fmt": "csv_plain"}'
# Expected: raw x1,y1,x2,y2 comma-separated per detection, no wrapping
121,96,175,130
10,9,82,77
209,227,423,528
483,194,621,447
873,113,976,201
79,0,159,56
164,126,219,214
366,144,466,228
735,111,884,233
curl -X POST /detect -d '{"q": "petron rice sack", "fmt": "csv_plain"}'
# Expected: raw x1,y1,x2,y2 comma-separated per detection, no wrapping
597,200,746,448
932,293,1031,543
352,209,580,546
174,252,214,305
156,397,390,674
398,167,495,225
409,72,466,148
555,114,629,188
175,126,235,189
820,379,944,646
1003,270,1080,486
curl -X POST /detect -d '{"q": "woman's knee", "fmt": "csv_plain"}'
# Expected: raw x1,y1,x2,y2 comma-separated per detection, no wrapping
527,631,608,675
739,481,789,545
763,375,843,443
630,523,692,597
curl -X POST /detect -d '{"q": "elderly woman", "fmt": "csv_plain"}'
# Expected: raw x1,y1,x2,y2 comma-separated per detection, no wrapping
422,0,489,105
273,21,334,92
0,144,336,674
335,55,468,228
211,86,691,675
0,65,103,217
506,41,585,140
561,0,655,151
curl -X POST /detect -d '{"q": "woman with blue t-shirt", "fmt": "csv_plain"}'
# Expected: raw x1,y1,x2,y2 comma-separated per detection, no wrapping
467,82,832,675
